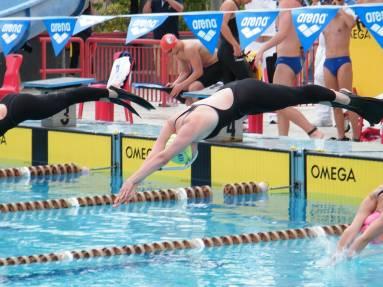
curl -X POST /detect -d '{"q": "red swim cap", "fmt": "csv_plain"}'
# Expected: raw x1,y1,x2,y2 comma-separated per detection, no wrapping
160,33,178,52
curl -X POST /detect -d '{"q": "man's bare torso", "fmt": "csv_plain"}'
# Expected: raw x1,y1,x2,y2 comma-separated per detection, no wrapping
277,0,302,57
323,10,354,57
176,40,218,68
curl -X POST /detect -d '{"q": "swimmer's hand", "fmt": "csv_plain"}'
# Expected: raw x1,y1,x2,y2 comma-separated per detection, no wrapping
253,49,264,70
113,179,137,207
170,83,184,98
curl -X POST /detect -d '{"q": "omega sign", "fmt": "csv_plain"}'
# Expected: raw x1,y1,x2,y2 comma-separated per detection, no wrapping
310,164,356,182
125,145,151,160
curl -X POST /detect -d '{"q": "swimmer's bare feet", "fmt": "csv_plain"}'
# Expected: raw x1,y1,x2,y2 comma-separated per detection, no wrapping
307,126,324,139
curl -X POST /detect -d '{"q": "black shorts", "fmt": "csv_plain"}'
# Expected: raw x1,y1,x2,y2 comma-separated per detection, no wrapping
196,62,223,87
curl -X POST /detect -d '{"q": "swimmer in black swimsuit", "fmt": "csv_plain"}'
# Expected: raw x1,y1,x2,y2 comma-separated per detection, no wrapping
114,78,383,206
0,86,155,136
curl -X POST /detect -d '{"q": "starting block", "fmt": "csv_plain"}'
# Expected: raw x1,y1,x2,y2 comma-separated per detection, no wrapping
42,105,77,128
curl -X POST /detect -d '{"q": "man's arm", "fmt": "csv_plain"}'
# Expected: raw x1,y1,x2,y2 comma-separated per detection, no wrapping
220,1,242,57
142,0,152,13
340,7,356,29
254,11,291,65
165,0,184,12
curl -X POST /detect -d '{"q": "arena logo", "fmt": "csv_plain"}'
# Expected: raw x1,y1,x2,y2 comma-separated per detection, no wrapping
240,17,270,38
192,19,218,42
1,24,23,45
365,11,383,24
0,135,6,145
296,13,328,38
310,165,356,182
365,11,383,37
130,19,159,36
125,146,152,160
50,23,72,44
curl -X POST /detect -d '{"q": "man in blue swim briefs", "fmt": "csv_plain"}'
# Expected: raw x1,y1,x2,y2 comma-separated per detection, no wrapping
254,0,323,139
323,0,360,141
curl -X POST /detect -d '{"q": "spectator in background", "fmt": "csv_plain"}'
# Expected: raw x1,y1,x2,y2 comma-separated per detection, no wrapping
254,0,324,139
245,0,278,83
312,33,333,127
323,0,359,141
218,0,252,84
160,34,223,105
70,2,94,70
143,0,184,39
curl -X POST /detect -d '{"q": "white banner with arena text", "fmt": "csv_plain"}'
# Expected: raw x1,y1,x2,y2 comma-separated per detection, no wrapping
292,7,339,52
184,13,223,54
352,5,383,48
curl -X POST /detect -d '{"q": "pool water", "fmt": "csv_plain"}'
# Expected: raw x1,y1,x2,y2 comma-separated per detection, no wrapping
0,170,381,286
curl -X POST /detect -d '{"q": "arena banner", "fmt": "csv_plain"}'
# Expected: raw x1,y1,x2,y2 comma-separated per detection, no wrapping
352,4,383,48
235,11,278,50
73,15,114,35
306,153,383,202
292,7,338,52
0,128,32,164
43,18,76,56
184,12,223,54
121,137,191,186
210,146,290,191
126,15,168,43
48,131,112,169
0,20,29,55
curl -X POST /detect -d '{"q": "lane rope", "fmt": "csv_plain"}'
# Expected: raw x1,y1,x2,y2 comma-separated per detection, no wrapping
0,186,212,213
0,224,349,266
0,163,85,178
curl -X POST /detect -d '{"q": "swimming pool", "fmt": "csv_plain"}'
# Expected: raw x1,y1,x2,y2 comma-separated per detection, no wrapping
0,169,382,286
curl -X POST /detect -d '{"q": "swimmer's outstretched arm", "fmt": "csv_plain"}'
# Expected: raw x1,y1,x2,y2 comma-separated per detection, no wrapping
113,120,198,207
347,213,383,257
336,195,375,253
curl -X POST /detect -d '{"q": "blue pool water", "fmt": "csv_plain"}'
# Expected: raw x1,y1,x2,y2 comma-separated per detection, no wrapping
0,169,382,286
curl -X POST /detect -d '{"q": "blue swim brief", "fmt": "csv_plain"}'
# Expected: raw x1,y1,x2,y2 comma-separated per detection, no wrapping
324,56,351,77
275,56,302,75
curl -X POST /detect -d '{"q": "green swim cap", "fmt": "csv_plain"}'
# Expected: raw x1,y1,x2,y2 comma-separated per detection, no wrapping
166,134,193,165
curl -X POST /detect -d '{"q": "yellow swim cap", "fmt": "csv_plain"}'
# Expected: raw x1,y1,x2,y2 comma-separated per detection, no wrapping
166,134,193,165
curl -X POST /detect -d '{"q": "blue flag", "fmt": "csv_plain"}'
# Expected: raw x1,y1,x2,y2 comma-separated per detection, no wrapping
292,7,338,52
44,18,76,56
352,5,383,48
0,20,29,55
235,11,278,50
126,15,168,43
184,13,223,54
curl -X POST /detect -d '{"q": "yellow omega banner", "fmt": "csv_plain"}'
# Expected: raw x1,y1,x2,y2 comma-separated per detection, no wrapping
211,146,290,191
121,137,191,186
0,128,32,164
350,25,383,97
306,154,383,203
48,131,111,169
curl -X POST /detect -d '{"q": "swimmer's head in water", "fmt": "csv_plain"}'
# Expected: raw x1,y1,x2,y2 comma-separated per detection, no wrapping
160,34,178,53
165,134,193,165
